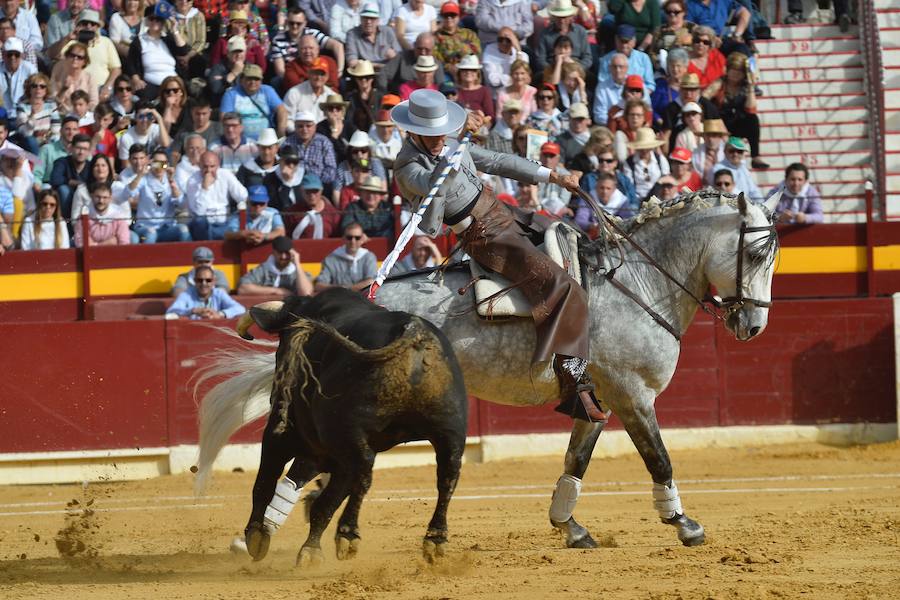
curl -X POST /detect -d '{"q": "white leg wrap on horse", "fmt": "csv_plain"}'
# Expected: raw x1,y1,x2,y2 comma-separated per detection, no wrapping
652,481,684,520
263,477,301,533
549,474,582,523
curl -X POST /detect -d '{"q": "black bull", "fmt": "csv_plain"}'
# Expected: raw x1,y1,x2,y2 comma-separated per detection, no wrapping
238,288,468,565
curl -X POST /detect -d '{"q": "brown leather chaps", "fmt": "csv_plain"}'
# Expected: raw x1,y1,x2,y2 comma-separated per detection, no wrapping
459,188,590,364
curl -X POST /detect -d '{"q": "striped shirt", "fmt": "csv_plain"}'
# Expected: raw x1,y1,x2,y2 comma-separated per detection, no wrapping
268,27,331,63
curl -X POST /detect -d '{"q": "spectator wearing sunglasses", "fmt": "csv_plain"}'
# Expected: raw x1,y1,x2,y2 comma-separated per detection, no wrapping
686,25,724,90
0,17,38,68
482,26,529,92
314,221,377,292
117,101,172,163
340,174,393,239
534,0,593,74
129,148,191,244
713,135,761,201
652,0,695,57
171,245,230,296
0,37,35,110
167,264,247,320
433,2,481,76
13,73,59,156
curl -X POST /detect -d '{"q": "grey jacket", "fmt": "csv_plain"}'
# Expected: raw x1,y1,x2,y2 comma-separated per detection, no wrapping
534,24,593,73
394,137,549,237
474,0,533,46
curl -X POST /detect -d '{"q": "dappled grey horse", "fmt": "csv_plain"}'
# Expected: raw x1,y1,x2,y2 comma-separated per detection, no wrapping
196,190,780,548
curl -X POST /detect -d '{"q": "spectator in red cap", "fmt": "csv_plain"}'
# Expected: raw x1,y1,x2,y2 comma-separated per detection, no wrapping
434,1,481,78
282,34,340,92
537,141,574,218
607,74,651,134
668,147,702,192
284,56,335,124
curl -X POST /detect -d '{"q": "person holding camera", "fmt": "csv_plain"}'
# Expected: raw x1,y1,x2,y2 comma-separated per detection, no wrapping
124,4,190,101
117,101,172,165
128,147,190,243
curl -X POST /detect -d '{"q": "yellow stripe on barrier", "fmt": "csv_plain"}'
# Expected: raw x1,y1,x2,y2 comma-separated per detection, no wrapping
873,245,900,271
0,272,82,301
774,246,866,274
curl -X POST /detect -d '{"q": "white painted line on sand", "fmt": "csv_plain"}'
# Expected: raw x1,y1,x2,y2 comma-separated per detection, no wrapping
0,503,224,518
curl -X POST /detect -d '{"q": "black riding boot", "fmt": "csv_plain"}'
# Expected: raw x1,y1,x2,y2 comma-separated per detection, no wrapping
553,356,609,423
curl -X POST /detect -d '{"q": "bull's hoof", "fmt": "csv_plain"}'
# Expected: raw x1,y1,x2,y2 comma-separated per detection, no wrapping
663,513,706,547
335,535,360,560
296,546,325,569
245,523,270,561
568,533,598,549
422,539,448,563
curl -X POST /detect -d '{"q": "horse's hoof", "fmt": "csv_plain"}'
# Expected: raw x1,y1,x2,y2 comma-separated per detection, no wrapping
296,546,325,569
245,523,270,561
335,535,360,560
664,513,706,547
568,533,598,549
422,539,447,563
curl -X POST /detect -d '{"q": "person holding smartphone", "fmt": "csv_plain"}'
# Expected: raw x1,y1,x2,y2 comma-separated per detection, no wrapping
129,147,190,243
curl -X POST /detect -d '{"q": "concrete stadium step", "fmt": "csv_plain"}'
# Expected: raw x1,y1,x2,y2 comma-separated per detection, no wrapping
759,136,870,155
875,0,897,10
887,152,900,171
766,24,858,40
886,134,900,155
812,182,868,198
824,213,866,224
758,65,864,82
756,93,865,111
752,166,870,187
820,197,867,214
755,52,862,70
761,150,872,169
886,110,900,132
751,37,860,56
878,10,900,28
887,175,900,195
887,67,900,87
887,194,900,219
756,107,868,126
885,88,900,106
761,121,867,140
760,79,864,96
883,48,900,68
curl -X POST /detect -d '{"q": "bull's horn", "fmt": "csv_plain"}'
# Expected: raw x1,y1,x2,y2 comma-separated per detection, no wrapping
236,313,256,340
236,301,285,340
763,190,781,215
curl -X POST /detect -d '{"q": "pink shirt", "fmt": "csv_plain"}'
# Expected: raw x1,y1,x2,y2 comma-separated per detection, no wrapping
496,85,537,117
399,81,438,101
73,217,131,247
58,0,105,11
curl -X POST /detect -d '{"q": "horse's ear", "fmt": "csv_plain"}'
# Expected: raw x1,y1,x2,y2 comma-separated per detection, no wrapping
737,192,748,216
764,190,781,214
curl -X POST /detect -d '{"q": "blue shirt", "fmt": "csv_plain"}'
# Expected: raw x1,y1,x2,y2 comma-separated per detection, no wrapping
225,206,284,234
596,49,655,93
687,0,735,36
131,174,184,226
166,287,247,319
220,84,283,141
0,186,12,216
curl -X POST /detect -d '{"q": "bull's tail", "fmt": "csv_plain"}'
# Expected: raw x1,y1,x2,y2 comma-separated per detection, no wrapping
193,329,278,495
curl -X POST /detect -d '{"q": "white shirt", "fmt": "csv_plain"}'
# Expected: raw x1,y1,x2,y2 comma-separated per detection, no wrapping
394,3,436,45
174,155,200,192
367,126,402,161
119,123,161,161
138,33,177,86
283,81,334,126
18,217,70,250
482,42,529,90
184,168,248,224
623,151,670,200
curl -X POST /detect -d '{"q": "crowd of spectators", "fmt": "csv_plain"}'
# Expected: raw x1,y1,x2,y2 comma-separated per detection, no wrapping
0,0,827,266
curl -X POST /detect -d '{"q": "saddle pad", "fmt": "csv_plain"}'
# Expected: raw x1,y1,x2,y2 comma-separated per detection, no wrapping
471,222,582,319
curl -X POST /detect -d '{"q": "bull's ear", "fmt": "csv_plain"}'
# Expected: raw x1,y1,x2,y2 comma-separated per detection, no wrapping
249,301,288,333
737,192,748,216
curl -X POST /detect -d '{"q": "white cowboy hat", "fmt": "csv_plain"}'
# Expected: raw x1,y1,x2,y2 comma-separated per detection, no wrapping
627,127,666,150
414,55,438,73
256,128,283,147
548,0,577,17
390,89,467,137
347,60,375,78
358,174,387,193
348,130,371,148
457,54,482,70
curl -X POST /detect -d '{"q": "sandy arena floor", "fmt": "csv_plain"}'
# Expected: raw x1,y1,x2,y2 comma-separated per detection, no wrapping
1,441,899,599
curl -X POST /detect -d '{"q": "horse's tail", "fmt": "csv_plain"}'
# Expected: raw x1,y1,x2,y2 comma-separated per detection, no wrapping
192,328,278,495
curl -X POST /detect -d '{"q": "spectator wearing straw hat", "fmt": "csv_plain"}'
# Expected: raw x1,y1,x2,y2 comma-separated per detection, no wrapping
399,54,439,100
340,174,393,239
209,10,266,73
378,32,446,95
291,172,343,239
224,183,285,245
713,135,762,201
236,127,281,189
263,143,307,232
284,110,338,193
535,0,593,73
336,129,386,186
316,93,352,164
345,3,402,70
668,147,702,192
623,127,669,200
369,109,402,166
661,72,718,140
345,59,385,133
555,102,592,167
693,117,728,184
455,53,495,124
220,64,288,141
282,33,341,93
283,56,335,125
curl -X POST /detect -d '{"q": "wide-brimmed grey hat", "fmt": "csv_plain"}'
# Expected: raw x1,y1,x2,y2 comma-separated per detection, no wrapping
390,89,467,136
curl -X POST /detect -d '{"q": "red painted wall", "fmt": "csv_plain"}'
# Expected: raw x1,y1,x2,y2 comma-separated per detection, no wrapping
0,297,893,455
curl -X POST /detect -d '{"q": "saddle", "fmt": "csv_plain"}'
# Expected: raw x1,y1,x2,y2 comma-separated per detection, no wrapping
470,222,583,319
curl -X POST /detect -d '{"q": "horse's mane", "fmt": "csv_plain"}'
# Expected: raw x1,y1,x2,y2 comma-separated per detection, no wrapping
623,188,748,234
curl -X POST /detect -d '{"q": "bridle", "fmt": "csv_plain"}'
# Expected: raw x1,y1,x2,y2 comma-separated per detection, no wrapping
575,188,777,340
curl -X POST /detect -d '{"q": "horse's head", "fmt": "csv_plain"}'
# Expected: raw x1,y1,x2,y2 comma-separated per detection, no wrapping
704,192,780,342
